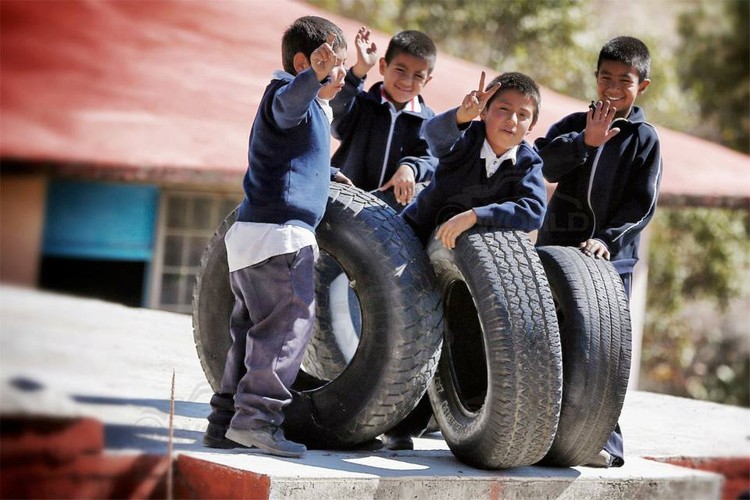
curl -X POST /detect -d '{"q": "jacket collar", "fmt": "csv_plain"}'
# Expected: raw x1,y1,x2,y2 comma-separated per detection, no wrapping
272,69,293,81
614,105,646,126
365,82,428,117
379,86,421,113
271,70,331,122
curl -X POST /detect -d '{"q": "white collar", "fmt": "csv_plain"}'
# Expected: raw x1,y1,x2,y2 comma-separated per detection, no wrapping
480,140,518,164
380,86,421,113
480,141,518,177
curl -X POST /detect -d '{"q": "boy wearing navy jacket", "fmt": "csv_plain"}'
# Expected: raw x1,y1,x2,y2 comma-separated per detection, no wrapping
402,71,547,248
396,72,547,450
534,36,663,467
331,28,438,208
203,16,351,459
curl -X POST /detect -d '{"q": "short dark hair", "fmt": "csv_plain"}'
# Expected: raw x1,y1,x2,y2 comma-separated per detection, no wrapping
281,16,346,75
485,72,541,125
597,36,651,82
384,30,437,73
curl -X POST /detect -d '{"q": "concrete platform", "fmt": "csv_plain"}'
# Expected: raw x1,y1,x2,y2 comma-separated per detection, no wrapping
1,285,748,499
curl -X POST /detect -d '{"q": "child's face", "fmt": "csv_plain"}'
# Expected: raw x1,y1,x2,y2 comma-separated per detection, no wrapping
595,59,650,119
480,89,536,155
378,53,432,110
318,48,348,101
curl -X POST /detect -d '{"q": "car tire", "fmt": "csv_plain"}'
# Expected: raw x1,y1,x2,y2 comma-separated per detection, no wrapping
427,228,562,469
536,245,632,467
192,183,443,449
306,182,430,381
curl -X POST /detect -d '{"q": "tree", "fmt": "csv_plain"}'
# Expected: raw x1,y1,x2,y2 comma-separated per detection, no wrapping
643,207,750,407
676,0,750,153
309,0,591,94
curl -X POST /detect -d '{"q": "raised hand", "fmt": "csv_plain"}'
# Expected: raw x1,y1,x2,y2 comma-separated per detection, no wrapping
583,100,620,147
353,27,377,78
310,34,340,82
456,71,501,124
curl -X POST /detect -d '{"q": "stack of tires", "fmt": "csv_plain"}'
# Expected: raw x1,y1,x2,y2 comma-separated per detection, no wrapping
192,183,444,449
192,182,631,467
425,229,562,469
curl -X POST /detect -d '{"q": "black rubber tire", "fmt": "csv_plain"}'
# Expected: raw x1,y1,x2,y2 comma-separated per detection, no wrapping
192,182,443,449
535,245,632,467
426,229,562,470
302,251,362,381
306,182,430,381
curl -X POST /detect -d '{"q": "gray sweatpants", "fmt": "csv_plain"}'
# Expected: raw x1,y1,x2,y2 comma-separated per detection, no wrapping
209,246,316,431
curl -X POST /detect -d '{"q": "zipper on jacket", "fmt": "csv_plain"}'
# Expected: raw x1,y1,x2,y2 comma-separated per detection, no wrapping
586,146,604,239
377,107,399,188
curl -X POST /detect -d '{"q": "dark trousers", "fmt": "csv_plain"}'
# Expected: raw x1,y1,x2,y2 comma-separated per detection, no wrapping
386,393,433,438
208,246,316,431
602,270,632,467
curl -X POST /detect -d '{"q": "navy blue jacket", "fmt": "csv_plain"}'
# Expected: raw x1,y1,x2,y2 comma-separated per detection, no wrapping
330,70,437,191
534,106,662,272
401,108,547,245
237,69,332,233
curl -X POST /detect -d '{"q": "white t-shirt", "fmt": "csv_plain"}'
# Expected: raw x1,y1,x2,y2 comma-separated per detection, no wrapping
224,221,317,272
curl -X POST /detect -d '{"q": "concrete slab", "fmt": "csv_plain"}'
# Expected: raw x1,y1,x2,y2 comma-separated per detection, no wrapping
1,285,746,499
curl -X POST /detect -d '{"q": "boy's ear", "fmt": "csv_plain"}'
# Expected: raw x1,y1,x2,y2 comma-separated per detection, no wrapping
293,52,310,74
378,57,387,76
637,78,651,95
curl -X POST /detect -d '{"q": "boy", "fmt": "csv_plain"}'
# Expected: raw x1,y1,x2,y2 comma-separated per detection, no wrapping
393,72,546,450
331,28,438,208
402,71,547,247
202,16,350,459
534,36,663,467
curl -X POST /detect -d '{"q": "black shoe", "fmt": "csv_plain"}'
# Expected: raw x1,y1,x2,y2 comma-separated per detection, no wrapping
351,438,384,451
382,433,414,451
203,422,244,449
226,424,307,458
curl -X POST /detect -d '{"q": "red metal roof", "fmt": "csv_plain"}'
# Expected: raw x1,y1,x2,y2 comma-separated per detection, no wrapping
2,0,748,203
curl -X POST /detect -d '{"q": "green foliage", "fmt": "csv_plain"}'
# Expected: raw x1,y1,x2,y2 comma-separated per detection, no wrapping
648,207,749,313
641,301,750,407
643,207,750,407
308,0,592,98
306,0,705,142
310,0,402,33
676,0,750,153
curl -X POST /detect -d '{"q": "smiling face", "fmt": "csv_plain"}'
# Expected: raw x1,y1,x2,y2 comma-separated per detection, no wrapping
317,48,348,101
480,89,536,155
595,59,650,119
379,53,432,110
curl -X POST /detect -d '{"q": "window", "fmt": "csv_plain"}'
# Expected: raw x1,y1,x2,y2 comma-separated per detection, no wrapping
150,191,239,314
40,179,159,307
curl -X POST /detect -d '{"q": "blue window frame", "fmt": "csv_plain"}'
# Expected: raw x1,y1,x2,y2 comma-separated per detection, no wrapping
42,180,159,261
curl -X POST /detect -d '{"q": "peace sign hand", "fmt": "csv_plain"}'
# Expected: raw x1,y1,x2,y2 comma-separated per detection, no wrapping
456,71,501,124
310,34,340,82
